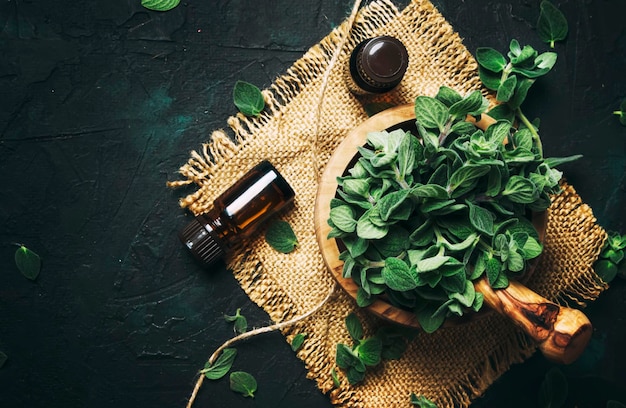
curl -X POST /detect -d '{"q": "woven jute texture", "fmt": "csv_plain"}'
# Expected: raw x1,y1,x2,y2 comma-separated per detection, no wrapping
168,0,609,406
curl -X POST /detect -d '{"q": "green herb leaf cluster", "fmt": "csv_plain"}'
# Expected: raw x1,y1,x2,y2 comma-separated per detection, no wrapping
233,80,265,117
224,308,248,334
594,231,626,283
335,313,409,384
15,245,41,281
265,220,298,253
141,0,180,12
613,99,626,126
328,88,580,332
477,39,556,137
537,0,569,48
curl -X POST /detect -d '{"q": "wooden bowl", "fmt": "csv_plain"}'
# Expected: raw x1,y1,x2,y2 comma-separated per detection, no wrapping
314,104,592,364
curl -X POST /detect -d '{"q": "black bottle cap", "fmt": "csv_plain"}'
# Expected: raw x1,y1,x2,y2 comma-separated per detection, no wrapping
178,215,224,266
350,36,409,94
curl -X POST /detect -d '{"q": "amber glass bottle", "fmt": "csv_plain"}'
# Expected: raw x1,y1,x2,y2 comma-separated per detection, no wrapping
179,160,295,266
346,35,409,95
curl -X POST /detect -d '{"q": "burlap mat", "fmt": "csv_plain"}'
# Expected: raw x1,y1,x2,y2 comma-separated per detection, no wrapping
168,0,608,406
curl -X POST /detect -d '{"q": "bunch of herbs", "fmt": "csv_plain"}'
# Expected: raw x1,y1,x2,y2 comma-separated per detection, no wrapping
335,313,410,384
328,83,580,332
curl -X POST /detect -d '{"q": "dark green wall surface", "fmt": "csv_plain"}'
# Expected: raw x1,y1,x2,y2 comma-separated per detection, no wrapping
1,0,625,407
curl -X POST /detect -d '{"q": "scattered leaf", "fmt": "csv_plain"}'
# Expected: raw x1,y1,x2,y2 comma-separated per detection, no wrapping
0,352,7,368
265,220,298,253
233,80,265,116
537,0,568,48
141,0,180,11
224,308,248,334
229,371,257,398
200,348,237,380
15,245,41,281
291,333,307,352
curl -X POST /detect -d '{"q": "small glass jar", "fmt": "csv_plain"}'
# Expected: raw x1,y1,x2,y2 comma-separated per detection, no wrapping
178,160,295,266
345,35,409,95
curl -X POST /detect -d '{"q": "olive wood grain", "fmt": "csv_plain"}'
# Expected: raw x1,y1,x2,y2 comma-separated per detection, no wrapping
314,104,591,364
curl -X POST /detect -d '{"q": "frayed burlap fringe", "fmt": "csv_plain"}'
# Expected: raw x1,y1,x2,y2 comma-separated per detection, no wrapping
168,0,608,407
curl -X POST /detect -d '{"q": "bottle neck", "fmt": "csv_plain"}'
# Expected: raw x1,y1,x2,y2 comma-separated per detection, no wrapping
178,210,227,266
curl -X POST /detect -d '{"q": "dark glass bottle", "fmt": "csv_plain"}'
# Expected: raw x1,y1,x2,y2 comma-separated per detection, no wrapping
179,160,295,266
346,35,409,95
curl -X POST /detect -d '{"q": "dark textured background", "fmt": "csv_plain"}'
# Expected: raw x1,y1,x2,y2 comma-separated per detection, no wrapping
1,0,625,407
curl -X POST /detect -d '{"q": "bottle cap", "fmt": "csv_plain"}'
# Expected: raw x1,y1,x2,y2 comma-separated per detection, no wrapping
350,36,409,94
178,215,224,266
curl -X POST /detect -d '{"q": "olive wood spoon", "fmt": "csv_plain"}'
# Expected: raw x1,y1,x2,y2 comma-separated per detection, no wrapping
470,113,593,364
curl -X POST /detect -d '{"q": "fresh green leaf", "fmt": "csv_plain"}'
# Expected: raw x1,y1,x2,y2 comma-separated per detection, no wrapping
356,337,383,366
336,343,359,369
496,75,517,103
502,175,538,203
224,308,248,334
478,66,502,91
535,52,558,71
345,313,364,342
467,201,495,236
595,259,618,283
330,205,357,233
411,393,438,407
291,333,307,352
378,190,410,221
414,96,449,131
141,0,180,11
15,245,41,281
448,90,488,119
538,367,568,408
475,47,507,72
356,210,389,240
486,256,502,286
537,0,569,48
448,164,490,192
265,220,298,253
382,258,418,291
229,371,257,398
200,348,237,380
508,78,535,109
233,80,265,116
416,304,446,333
331,367,341,387
435,86,462,107
0,351,7,369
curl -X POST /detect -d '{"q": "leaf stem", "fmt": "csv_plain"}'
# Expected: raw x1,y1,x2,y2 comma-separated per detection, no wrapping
515,108,543,158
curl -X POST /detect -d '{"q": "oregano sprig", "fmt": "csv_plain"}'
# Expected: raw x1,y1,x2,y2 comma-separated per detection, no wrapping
334,313,409,384
328,88,581,332
476,40,558,157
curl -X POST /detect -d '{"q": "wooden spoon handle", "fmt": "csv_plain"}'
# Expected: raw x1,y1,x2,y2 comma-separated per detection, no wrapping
474,277,592,364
